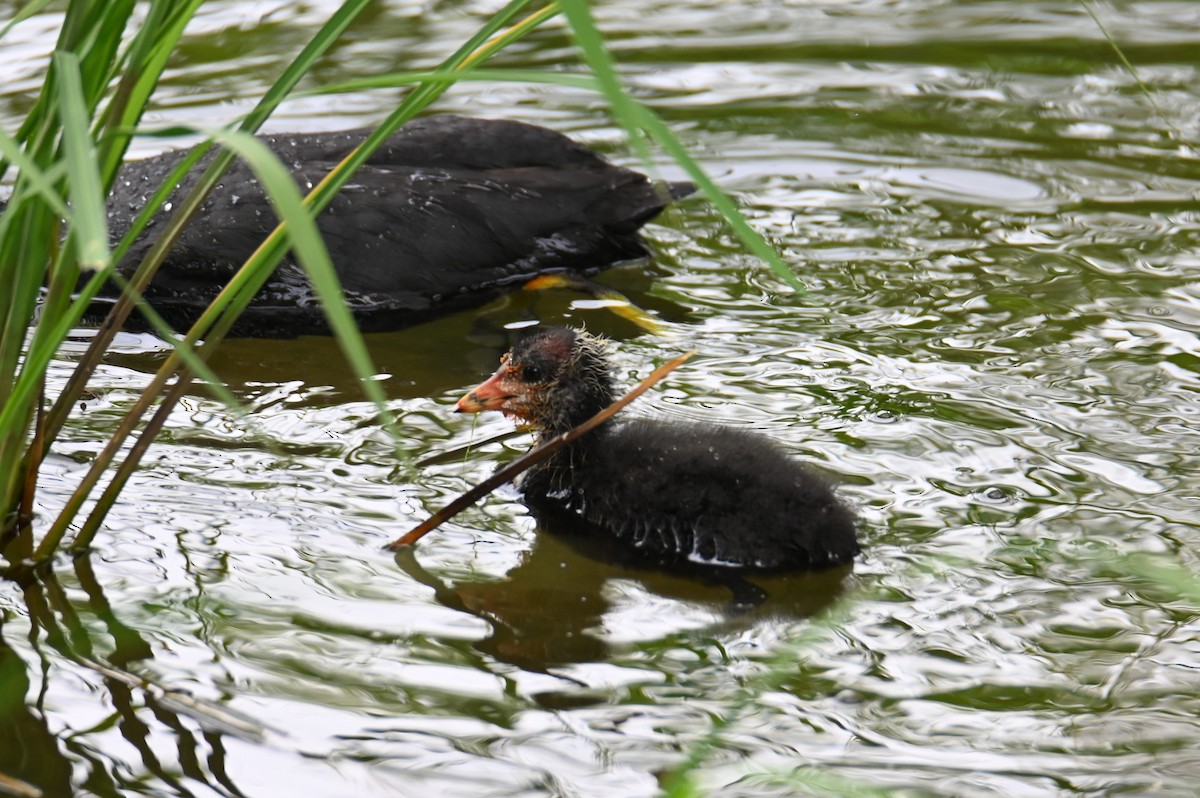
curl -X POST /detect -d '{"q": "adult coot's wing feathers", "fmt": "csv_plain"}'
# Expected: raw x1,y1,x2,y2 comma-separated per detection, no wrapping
103,117,692,337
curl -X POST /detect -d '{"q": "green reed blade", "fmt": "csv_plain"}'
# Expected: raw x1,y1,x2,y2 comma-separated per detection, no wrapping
52,52,110,272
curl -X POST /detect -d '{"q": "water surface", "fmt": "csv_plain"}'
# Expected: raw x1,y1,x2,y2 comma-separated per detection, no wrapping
2,1,1199,796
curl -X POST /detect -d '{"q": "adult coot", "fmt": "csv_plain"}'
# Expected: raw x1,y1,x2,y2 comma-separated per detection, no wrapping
101,116,693,337
455,327,859,572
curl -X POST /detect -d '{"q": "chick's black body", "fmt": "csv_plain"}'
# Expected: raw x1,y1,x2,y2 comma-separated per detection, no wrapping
98,116,692,337
456,327,859,572
524,420,859,570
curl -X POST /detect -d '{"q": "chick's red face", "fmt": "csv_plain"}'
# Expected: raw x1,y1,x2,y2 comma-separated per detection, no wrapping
455,351,555,424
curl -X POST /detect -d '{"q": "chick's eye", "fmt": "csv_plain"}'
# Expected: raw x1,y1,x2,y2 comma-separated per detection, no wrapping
522,365,544,382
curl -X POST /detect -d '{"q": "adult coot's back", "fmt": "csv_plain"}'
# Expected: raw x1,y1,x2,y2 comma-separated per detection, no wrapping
103,116,693,337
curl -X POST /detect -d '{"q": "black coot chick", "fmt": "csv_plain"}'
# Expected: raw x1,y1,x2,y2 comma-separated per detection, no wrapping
455,327,859,572
101,116,693,337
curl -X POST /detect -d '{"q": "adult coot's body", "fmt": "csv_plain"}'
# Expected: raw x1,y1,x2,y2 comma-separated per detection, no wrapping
102,116,692,337
455,327,859,572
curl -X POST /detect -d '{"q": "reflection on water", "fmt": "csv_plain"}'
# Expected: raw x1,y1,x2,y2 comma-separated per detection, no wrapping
396,523,852,677
4,0,1200,796
0,635,73,798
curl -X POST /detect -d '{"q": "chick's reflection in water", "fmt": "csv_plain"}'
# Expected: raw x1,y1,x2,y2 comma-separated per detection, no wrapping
395,506,853,676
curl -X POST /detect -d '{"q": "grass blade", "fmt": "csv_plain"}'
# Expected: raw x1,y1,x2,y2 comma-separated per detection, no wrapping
52,52,110,272
0,0,53,41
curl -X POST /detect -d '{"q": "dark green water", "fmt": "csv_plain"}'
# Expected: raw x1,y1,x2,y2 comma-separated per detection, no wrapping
3,1,1199,796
